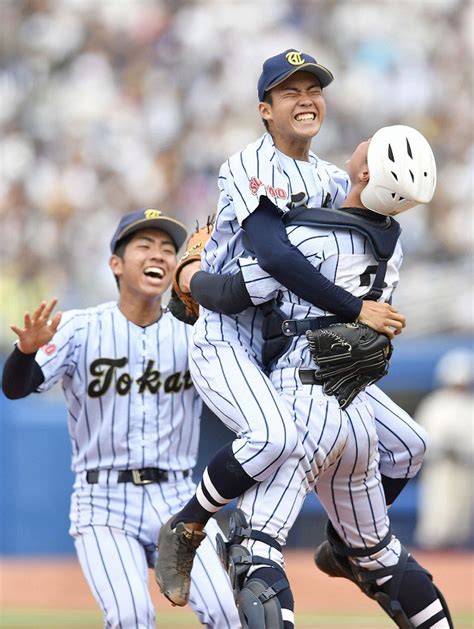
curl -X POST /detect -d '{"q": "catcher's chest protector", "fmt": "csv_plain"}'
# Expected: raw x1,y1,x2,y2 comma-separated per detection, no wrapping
260,206,401,367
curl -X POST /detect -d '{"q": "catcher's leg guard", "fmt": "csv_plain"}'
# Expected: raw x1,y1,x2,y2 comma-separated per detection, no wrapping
316,522,453,629
216,509,290,629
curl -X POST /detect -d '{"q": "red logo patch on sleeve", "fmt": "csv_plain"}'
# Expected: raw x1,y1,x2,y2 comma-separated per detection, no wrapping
40,343,57,356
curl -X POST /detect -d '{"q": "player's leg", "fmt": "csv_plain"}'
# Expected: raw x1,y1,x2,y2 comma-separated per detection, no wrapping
366,384,427,505
155,316,300,605
218,385,349,629
74,525,155,629
189,517,243,628
143,478,240,628
315,404,453,628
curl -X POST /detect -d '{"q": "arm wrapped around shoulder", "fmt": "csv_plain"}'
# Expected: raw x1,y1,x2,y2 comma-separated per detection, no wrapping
304,323,393,409
169,218,214,324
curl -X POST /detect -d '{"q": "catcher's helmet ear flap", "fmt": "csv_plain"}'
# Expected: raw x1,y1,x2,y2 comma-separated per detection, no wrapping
361,125,436,216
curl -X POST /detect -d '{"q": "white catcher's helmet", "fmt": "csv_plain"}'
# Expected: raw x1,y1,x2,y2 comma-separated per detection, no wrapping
361,125,436,216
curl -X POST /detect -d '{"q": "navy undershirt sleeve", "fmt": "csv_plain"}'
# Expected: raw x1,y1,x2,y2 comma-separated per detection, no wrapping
1,346,44,399
190,270,252,314
241,196,362,320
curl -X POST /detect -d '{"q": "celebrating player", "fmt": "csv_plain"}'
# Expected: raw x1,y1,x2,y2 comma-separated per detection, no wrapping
174,126,453,628
155,49,407,615
1,209,240,629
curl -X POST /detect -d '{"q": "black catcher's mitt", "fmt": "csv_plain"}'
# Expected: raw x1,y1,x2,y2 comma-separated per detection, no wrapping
305,323,392,409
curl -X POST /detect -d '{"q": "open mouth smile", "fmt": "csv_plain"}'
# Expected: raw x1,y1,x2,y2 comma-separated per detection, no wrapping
144,266,165,280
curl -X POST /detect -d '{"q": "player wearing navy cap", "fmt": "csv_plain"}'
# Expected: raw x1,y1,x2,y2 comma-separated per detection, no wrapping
169,127,452,628
1,208,239,629
155,49,407,624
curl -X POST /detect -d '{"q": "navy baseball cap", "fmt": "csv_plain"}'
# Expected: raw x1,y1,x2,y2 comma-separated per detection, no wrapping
257,49,334,102
110,208,188,253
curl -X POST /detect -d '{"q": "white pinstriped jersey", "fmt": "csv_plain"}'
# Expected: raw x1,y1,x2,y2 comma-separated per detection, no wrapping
239,222,403,371
35,302,201,473
203,132,350,277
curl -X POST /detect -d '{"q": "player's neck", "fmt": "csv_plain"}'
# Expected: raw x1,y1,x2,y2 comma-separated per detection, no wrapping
341,184,365,209
118,294,163,327
271,134,311,161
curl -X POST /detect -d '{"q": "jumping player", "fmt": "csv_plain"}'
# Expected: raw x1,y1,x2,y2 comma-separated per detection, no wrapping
155,49,407,610
177,127,452,628
1,209,240,629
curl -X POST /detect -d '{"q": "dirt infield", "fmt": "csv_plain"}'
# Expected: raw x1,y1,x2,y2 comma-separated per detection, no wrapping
1,550,473,628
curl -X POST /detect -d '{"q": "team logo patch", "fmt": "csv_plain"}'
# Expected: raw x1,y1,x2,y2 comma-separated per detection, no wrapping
286,51,305,66
40,343,56,356
249,176,287,200
144,209,162,219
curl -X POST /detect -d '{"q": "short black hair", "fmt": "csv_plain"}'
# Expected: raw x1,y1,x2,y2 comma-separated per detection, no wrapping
111,232,135,289
261,91,272,131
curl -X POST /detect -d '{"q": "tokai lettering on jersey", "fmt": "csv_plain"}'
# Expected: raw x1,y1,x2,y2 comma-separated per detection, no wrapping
88,357,194,397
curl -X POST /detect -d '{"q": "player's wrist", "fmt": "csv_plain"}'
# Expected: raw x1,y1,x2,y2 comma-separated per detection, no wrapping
16,341,39,355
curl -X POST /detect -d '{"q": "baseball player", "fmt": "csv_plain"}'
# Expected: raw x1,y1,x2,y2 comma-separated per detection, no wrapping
172,127,453,628
155,49,411,612
1,209,240,629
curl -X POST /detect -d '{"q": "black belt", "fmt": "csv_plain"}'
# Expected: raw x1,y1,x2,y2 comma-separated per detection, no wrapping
281,315,344,337
86,468,191,485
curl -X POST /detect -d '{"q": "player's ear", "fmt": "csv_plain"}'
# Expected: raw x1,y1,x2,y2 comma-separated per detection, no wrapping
259,101,272,122
360,167,369,184
109,254,123,281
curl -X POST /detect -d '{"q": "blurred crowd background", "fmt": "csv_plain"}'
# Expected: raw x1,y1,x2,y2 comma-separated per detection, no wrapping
0,0,473,346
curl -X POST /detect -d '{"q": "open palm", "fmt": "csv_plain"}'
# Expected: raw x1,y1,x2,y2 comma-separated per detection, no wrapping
10,299,62,354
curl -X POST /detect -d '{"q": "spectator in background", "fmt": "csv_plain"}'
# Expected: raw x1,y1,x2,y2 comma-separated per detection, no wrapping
414,348,474,549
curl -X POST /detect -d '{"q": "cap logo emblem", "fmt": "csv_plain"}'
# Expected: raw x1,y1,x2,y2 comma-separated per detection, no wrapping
144,209,162,219
286,51,305,66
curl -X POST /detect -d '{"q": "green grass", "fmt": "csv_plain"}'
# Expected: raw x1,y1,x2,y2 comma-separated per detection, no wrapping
1,609,472,628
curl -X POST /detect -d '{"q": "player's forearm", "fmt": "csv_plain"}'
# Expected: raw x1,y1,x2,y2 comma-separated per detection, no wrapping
190,271,253,314
1,346,45,399
242,196,362,320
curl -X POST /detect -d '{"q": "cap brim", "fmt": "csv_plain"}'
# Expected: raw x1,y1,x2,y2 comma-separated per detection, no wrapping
264,62,334,97
114,217,188,252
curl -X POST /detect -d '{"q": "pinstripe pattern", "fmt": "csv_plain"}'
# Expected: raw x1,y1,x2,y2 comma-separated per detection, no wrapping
238,222,426,480
35,303,200,472
189,313,299,481
73,478,239,628
202,132,350,278
34,301,239,628
219,218,416,584
191,133,350,483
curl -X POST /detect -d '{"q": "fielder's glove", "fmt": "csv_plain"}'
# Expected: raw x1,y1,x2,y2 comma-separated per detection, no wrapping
168,217,214,325
304,323,392,409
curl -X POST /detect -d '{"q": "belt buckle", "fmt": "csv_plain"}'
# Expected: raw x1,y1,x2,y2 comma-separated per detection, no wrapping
132,469,153,485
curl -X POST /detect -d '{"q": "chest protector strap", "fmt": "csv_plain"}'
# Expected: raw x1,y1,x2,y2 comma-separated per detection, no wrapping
283,206,400,300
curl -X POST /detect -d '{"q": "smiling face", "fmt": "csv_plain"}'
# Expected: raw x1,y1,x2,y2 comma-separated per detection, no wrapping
259,71,326,159
109,228,177,301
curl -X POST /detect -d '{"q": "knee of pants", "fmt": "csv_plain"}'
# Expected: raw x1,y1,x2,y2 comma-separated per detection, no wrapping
255,419,299,464
410,423,428,473
381,423,428,479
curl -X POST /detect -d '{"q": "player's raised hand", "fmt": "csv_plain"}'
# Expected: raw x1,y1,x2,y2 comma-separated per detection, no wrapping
357,301,406,339
10,298,62,354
